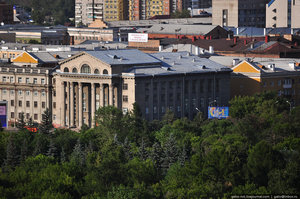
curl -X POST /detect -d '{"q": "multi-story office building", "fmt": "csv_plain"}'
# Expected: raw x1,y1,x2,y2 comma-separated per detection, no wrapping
0,64,53,125
212,0,269,28
266,0,300,28
75,0,104,26
0,2,13,25
52,49,231,128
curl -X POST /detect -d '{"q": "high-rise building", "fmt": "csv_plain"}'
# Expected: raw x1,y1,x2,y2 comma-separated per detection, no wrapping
212,0,269,28
266,0,300,28
75,0,104,26
103,0,128,21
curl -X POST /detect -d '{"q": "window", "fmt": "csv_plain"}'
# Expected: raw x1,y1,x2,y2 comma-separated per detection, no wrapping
18,77,22,83
10,100,14,106
64,67,69,72
41,90,45,96
34,91,38,96
94,69,99,74
41,79,45,84
18,101,22,107
18,90,22,95
34,101,38,108
26,90,30,96
103,69,108,74
26,78,30,84
122,83,128,90
42,102,46,108
83,101,86,112
72,68,78,73
10,77,14,83
26,113,30,119
53,114,56,120
122,95,128,102
34,114,38,120
11,112,14,118
81,64,91,73
18,112,22,119
2,76,6,82
53,102,56,109
10,90,14,95
145,107,149,114
153,106,157,114
33,78,37,84
26,101,30,107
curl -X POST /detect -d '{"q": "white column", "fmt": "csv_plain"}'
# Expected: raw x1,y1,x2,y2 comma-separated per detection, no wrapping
70,82,74,127
61,81,65,126
109,85,113,106
99,84,104,107
78,82,82,128
91,83,95,127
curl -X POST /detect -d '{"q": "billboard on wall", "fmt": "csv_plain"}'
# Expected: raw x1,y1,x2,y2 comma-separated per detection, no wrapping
0,101,7,128
208,107,229,119
128,33,148,42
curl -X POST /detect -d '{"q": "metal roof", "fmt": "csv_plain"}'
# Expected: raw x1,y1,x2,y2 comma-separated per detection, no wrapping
146,24,219,35
124,52,231,76
85,49,161,65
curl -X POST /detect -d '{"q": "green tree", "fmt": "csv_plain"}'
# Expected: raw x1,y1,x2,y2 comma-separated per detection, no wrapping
16,112,26,130
38,108,53,135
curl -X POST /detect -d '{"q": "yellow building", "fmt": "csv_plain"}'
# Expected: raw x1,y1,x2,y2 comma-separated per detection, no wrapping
231,59,300,106
103,0,126,21
146,0,164,19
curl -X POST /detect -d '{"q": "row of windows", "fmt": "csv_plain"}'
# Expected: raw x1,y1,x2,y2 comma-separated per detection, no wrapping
146,79,219,93
11,112,40,120
10,100,46,108
1,76,45,84
1,89,46,96
1,53,17,59
63,65,108,75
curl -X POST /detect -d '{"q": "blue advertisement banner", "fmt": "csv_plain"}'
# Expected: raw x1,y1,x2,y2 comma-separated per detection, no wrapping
208,107,229,119
0,102,7,128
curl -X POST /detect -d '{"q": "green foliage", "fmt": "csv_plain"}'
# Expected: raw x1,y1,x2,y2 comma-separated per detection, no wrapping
16,112,26,130
38,108,53,135
171,9,191,18
0,93,299,197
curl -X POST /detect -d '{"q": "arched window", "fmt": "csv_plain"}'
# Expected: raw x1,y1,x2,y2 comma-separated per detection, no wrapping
81,64,91,73
63,67,69,72
72,67,78,73
103,69,108,74
94,69,99,74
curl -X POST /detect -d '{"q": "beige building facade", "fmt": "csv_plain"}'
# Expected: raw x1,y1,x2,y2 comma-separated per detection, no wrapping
52,50,232,128
212,0,269,28
0,64,52,125
266,0,300,28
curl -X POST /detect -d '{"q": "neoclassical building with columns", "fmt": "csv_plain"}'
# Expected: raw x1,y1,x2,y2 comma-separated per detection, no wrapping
52,49,232,128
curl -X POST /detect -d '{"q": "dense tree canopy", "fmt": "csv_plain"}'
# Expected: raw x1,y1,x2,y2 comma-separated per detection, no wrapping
6,0,75,25
0,92,299,198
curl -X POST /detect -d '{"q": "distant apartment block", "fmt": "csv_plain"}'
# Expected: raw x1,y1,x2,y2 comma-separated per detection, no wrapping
266,0,300,28
212,0,269,28
75,0,104,26
0,2,13,25
103,0,128,21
